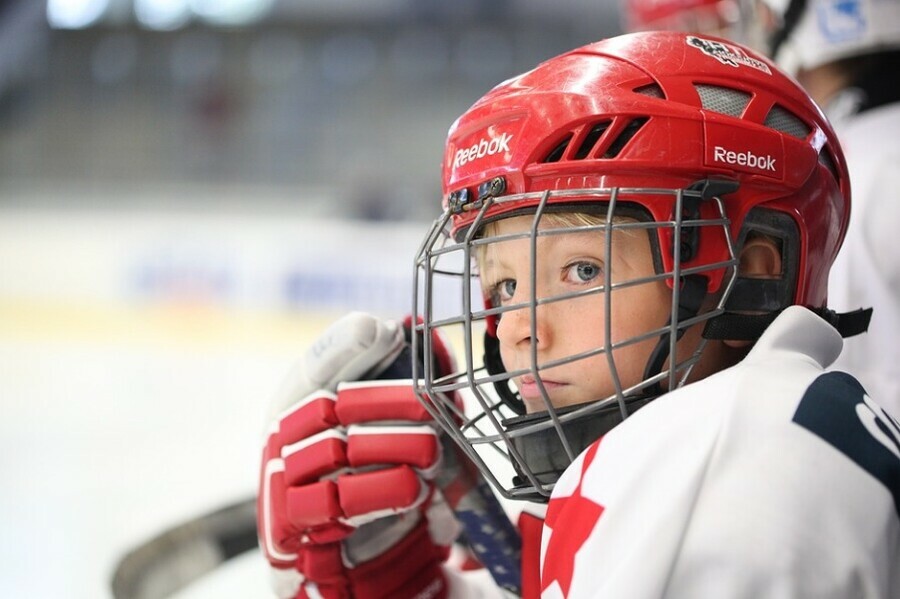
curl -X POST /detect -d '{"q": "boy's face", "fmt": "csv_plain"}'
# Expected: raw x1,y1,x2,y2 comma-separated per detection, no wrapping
480,215,672,414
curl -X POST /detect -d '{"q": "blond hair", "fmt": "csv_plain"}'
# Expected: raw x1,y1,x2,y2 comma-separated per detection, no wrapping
475,211,635,270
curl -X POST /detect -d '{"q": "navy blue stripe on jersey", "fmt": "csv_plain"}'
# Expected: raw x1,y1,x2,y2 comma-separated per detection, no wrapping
793,371,900,518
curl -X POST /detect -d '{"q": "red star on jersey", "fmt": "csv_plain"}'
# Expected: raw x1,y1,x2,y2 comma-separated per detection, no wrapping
541,441,605,598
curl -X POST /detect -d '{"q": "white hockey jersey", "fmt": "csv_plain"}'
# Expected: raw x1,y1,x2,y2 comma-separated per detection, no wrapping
540,307,900,599
827,100,900,417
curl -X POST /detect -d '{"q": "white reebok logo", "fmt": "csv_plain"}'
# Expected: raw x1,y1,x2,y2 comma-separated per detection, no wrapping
453,132,513,168
713,145,777,172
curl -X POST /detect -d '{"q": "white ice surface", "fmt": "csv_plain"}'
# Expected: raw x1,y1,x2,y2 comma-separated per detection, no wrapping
0,206,423,598
0,337,285,598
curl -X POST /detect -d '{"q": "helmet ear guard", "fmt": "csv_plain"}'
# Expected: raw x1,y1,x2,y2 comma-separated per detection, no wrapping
722,208,799,314
698,207,800,341
702,207,872,340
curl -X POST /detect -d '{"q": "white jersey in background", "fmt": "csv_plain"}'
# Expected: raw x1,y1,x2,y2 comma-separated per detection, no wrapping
827,99,900,417
541,307,900,599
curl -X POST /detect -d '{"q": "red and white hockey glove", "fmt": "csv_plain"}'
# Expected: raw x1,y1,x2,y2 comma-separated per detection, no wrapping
258,312,461,599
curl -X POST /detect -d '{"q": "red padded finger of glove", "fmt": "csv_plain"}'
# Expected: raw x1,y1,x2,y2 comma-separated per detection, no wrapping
283,430,349,487
346,425,439,471
335,381,431,425
278,391,340,445
337,465,427,520
285,465,426,528
286,479,343,530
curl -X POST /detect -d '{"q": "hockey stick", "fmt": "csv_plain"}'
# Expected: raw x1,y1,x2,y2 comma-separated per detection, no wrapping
111,481,520,599
110,497,258,599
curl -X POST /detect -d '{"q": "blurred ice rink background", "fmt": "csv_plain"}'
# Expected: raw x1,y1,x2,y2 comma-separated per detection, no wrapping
0,1,622,597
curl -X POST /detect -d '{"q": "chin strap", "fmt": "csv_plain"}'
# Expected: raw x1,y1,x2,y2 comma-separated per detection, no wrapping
642,275,709,396
702,306,873,340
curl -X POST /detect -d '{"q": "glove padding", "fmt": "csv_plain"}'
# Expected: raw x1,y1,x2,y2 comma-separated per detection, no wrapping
258,312,461,599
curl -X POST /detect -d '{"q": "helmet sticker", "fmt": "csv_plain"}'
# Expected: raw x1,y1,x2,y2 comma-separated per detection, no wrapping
687,35,772,74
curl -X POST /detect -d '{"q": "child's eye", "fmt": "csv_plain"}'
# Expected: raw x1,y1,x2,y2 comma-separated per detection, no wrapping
564,261,603,284
491,279,517,304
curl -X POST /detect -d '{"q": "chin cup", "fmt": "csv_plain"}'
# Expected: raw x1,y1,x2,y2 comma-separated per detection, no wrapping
502,395,654,501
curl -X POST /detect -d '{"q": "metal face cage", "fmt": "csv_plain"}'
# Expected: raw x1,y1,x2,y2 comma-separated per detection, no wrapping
412,186,739,501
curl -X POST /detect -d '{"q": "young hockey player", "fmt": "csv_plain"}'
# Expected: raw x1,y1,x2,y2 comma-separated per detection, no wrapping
258,31,898,598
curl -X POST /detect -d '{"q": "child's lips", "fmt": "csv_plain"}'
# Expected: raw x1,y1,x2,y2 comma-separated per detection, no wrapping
517,377,566,400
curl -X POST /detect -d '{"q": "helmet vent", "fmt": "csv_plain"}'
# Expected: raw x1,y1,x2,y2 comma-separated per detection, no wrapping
818,147,839,182
603,117,649,158
542,134,573,163
764,105,811,139
573,121,611,160
541,118,648,163
634,83,665,99
695,84,751,118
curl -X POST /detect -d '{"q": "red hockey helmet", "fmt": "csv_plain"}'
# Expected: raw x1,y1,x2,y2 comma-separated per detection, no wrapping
413,31,853,500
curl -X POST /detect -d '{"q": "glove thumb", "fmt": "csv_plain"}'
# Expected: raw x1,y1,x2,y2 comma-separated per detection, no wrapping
266,312,406,422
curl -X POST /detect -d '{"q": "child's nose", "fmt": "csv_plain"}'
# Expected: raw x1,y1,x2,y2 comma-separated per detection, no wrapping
496,297,551,351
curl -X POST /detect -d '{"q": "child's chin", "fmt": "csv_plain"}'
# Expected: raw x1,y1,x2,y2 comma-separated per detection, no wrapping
521,396,557,414
520,393,579,414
